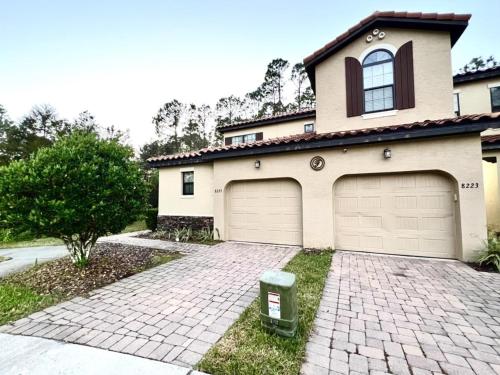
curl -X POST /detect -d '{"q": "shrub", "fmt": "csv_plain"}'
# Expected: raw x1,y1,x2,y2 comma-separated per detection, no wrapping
145,208,158,231
193,227,214,242
0,228,13,243
477,234,500,272
0,132,147,267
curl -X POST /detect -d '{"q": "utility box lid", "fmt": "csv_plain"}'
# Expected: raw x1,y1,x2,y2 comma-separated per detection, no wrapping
260,270,296,288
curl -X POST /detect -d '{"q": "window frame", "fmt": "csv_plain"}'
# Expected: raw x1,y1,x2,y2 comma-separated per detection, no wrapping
362,49,395,114
453,93,461,116
490,87,500,113
304,123,315,133
229,133,258,145
182,171,194,196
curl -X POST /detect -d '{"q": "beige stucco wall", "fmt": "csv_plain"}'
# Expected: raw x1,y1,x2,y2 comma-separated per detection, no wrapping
222,117,316,141
157,135,487,261
315,28,455,133
158,163,214,217
454,78,500,115
482,150,500,231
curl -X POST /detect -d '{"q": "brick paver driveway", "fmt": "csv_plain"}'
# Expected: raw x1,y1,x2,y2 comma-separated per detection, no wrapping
302,251,500,375
2,242,298,369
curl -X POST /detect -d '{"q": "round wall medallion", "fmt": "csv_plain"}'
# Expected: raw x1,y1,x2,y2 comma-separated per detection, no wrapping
310,156,325,171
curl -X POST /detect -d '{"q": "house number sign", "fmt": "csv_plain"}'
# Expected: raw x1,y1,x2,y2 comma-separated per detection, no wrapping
310,156,325,171
461,182,479,189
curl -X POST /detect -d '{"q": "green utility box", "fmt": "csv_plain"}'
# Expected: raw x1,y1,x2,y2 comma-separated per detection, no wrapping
259,270,298,337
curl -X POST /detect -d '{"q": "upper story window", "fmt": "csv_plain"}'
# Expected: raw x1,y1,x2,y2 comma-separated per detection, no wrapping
182,171,194,196
490,87,500,112
304,123,314,133
453,93,461,116
225,132,263,145
362,50,394,113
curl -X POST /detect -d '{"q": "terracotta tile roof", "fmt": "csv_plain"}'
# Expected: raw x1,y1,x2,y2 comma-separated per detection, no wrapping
217,108,316,132
148,113,500,164
454,66,500,84
304,11,471,65
482,133,500,144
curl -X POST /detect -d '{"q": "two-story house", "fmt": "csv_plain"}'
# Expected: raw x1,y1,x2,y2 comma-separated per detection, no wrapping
453,67,500,231
149,11,500,261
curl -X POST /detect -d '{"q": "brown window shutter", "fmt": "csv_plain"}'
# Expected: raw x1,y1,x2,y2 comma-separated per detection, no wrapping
224,137,232,145
345,57,363,117
255,132,263,141
394,41,415,110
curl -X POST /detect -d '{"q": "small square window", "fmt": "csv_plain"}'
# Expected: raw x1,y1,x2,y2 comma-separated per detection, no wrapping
182,171,194,196
491,87,500,112
304,123,314,133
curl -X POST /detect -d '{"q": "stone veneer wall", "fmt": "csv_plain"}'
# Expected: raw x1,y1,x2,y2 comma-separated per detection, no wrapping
157,215,214,231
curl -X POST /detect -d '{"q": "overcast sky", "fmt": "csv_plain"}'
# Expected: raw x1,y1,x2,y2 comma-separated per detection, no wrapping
1,0,499,149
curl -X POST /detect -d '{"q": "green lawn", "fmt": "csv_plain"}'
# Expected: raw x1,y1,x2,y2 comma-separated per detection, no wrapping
0,283,60,325
197,250,333,375
0,236,63,249
0,220,147,249
122,220,148,233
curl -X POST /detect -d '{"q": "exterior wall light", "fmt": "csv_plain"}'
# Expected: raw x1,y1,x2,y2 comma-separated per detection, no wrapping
383,148,392,159
255,160,261,168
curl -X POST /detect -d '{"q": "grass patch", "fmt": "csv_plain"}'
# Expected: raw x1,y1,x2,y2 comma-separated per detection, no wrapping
0,283,60,325
0,236,63,249
0,243,181,325
122,220,147,233
198,250,333,375
0,220,146,250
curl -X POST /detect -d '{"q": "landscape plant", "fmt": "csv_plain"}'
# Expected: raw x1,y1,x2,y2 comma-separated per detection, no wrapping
0,132,147,267
477,233,500,272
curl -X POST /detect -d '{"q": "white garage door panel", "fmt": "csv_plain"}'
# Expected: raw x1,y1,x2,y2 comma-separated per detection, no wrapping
227,179,302,246
335,173,457,258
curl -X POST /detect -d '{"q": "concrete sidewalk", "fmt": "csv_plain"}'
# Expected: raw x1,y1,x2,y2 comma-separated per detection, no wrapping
0,333,201,375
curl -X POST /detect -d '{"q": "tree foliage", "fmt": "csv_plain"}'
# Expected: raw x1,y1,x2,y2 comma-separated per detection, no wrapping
460,56,499,73
0,106,126,167
0,132,147,266
142,57,317,161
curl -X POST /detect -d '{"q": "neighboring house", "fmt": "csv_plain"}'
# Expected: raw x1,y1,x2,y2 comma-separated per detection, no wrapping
149,11,500,261
453,67,500,231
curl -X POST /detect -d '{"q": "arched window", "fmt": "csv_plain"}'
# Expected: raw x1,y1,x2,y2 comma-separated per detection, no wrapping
362,50,394,113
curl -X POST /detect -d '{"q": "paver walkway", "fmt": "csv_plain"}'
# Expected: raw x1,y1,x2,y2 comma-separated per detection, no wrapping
302,251,500,375
1,242,298,369
99,231,206,254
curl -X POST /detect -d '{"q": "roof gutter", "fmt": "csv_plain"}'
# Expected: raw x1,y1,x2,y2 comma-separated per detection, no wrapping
149,120,500,168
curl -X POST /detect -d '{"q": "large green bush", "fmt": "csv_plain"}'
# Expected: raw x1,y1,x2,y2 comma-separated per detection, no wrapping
0,132,147,267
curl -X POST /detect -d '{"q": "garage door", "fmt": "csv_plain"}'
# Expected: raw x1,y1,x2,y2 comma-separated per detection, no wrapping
227,179,302,245
334,173,457,258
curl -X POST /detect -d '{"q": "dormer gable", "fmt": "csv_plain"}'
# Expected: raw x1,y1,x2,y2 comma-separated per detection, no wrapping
304,11,471,133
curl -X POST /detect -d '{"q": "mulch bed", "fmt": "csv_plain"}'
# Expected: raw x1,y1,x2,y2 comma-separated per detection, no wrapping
465,262,498,273
2,243,181,298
